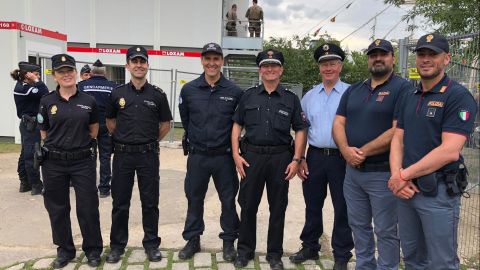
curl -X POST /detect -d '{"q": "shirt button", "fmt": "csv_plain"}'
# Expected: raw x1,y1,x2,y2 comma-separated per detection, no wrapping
135,105,138,107
266,120,269,123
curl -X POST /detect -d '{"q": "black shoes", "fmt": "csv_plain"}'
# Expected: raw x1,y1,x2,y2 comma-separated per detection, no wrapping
222,241,237,262
19,182,32,193
52,255,74,269
86,255,101,267
106,249,123,263
233,256,250,268
145,248,162,262
99,190,110,198
267,257,284,270
178,236,200,260
289,246,319,263
31,183,43,195
333,260,348,270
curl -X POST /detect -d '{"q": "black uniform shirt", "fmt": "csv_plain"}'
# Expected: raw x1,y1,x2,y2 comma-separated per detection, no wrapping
13,81,49,118
106,82,173,145
336,74,410,163
233,84,308,146
398,75,477,171
38,89,98,151
179,73,243,150
78,75,117,125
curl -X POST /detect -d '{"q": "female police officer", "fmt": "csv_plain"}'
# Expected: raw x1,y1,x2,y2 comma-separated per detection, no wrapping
11,62,48,194
37,54,103,268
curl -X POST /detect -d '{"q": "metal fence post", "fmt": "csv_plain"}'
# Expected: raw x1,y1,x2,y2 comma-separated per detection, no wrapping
171,69,178,143
169,68,175,143
398,37,409,79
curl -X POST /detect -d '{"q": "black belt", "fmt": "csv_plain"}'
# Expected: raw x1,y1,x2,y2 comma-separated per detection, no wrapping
47,149,92,160
310,146,341,156
114,141,159,153
355,161,390,172
244,142,291,155
190,145,231,156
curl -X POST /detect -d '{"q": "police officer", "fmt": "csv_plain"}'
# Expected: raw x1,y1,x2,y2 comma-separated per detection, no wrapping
178,43,242,261
79,64,91,81
245,0,263,37
11,62,48,195
290,43,353,270
231,49,308,270
37,54,102,268
105,46,172,263
78,59,117,197
332,39,410,269
389,33,477,270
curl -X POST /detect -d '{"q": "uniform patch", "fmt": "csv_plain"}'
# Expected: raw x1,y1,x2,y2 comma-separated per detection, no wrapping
119,98,126,109
378,91,390,96
37,113,44,124
427,101,444,107
178,96,182,104
458,110,470,122
77,104,91,110
144,100,156,107
278,110,289,116
426,107,436,117
32,88,38,94
219,96,234,102
50,105,57,115
376,95,385,102
301,112,308,123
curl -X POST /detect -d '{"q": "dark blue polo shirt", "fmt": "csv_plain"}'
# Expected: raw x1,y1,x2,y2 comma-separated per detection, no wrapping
13,81,49,118
38,89,98,151
336,74,411,163
78,75,117,125
233,84,308,146
178,73,243,150
397,75,477,171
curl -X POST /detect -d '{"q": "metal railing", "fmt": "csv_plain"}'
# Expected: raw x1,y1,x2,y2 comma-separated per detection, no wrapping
222,19,264,38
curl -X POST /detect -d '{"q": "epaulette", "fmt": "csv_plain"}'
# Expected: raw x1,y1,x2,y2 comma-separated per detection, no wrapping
153,85,165,94
245,85,259,92
45,90,56,96
115,83,126,89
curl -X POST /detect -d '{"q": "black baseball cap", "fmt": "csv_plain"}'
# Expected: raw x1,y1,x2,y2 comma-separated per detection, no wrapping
51,54,76,70
80,64,91,74
127,46,148,61
366,39,394,55
314,43,345,63
92,59,104,67
18,61,40,72
414,33,449,53
201,42,223,56
256,49,284,67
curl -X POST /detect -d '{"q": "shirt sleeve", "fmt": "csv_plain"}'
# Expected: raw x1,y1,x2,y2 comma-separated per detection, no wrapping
336,86,351,117
158,92,173,122
105,89,118,119
292,95,309,131
37,99,50,131
442,90,478,136
393,80,412,120
232,91,249,125
178,85,189,133
89,100,99,124
33,81,50,98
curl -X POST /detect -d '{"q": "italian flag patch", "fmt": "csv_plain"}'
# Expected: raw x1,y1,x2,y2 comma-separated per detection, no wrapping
458,110,470,122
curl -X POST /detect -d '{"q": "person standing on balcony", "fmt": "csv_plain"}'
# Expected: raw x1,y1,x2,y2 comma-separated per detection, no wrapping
245,0,263,37
226,4,240,37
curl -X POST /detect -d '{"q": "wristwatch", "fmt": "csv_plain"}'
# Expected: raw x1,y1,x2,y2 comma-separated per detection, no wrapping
292,158,302,164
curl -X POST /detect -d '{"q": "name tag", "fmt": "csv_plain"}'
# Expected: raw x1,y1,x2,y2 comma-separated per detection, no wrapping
427,101,444,107
278,110,289,116
219,96,234,102
378,91,390,96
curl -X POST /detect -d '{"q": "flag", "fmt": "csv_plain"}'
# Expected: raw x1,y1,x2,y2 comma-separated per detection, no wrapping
313,27,322,36
330,16,336,22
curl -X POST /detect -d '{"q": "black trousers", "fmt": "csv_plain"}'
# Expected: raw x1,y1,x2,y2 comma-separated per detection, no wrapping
300,147,353,261
42,156,102,258
97,125,112,193
237,150,291,260
110,151,160,251
17,123,42,186
182,153,239,241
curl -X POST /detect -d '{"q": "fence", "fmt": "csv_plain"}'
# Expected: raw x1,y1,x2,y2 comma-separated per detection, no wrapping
398,31,480,267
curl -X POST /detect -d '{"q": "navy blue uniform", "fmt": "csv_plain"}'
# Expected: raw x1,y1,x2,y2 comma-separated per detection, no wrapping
396,75,477,269
38,89,103,259
13,80,48,189
78,75,117,194
233,84,308,260
106,82,172,253
178,73,242,242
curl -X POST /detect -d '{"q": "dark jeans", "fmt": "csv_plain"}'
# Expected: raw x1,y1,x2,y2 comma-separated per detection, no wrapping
17,122,42,186
97,125,112,193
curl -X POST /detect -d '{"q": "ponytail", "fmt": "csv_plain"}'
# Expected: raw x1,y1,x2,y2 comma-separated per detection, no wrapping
10,69,27,81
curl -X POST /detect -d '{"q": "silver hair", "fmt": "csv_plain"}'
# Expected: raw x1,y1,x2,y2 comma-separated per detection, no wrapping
91,66,106,75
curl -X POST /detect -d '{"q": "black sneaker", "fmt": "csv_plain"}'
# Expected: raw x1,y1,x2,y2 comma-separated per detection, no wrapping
99,190,111,198
178,236,200,260
222,241,237,262
19,182,32,193
145,248,162,262
233,256,250,268
106,249,124,263
267,256,284,270
31,184,43,195
52,255,74,269
289,246,319,263
334,260,348,270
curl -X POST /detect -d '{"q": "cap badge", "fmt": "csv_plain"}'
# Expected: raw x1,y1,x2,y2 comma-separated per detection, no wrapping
136,47,141,52
61,56,66,62
267,51,274,59
426,34,434,43
375,39,381,46
323,44,329,51
119,98,126,109
50,105,57,115
208,43,215,49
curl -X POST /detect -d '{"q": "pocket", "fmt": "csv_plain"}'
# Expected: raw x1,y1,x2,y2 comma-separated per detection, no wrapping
273,106,292,132
216,97,236,114
244,104,260,125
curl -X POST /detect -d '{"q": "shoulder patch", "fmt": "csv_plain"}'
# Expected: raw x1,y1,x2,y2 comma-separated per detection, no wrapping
153,85,165,94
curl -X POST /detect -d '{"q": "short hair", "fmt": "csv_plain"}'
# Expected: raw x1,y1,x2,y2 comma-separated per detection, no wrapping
232,4,237,8
253,0,258,3
91,66,106,76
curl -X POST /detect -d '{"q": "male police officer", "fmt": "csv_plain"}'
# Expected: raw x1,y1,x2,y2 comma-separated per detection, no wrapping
178,42,243,261
290,43,353,270
389,33,477,270
332,39,410,269
105,46,173,263
245,0,263,37
80,64,91,81
78,59,117,197
232,49,308,270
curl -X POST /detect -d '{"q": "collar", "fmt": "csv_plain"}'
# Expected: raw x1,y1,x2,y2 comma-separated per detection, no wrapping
129,81,147,92
89,75,107,81
318,79,344,94
256,83,284,97
363,72,395,91
414,74,450,94
198,73,228,88
54,87,80,101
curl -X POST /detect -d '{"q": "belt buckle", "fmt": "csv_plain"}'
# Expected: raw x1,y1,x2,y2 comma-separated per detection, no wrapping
325,148,331,155
66,152,74,160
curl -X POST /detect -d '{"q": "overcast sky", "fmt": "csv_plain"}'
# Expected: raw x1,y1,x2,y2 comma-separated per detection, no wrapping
260,0,431,52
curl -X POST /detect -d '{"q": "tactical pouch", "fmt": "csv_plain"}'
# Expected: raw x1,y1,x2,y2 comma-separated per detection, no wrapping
182,132,189,156
456,165,469,193
416,173,439,197
90,139,98,159
33,142,45,170
22,115,37,132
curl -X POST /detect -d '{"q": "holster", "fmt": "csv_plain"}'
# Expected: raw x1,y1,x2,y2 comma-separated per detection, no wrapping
182,132,189,156
33,142,46,170
22,115,37,132
90,139,98,159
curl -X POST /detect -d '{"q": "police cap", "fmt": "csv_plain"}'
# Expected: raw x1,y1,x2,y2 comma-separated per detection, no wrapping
314,43,345,63
80,64,91,74
51,54,76,70
201,42,223,56
92,59,104,67
256,49,284,67
414,33,449,54
366,39,394,55
18,61,40,72
127,46,148,61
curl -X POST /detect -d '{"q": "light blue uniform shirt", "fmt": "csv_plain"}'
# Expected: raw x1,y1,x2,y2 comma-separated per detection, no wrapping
301,80,350,148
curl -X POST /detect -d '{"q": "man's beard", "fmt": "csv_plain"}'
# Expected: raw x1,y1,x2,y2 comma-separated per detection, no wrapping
369,63,392,78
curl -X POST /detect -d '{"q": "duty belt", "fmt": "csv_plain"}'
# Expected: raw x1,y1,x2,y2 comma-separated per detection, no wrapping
310,146,341,156
244,142,291,155
114,141,159,153
355,161,390,172
189,145,231,156
48,149,92,160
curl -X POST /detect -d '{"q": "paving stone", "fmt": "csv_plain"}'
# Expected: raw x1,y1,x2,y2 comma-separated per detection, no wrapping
243,259,255,268
217,263,236,270
78,264,97,270
171,262,189,270
149,258,168,269
129,249,147,263
216,252,224,263
259,263,271,270
103,260,123,270
303,259,318,265
281,257,297,269
320,259,334,270
347,262,356,270
61,263,77,270
193,252,212,267
303,265,321,270
173,251,180,261
33,258,54,269
126,265,145,270
258,255,267,263
6,263,24,270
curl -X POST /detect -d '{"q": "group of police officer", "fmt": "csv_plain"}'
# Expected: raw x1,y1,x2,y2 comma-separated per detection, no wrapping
11,32,476,270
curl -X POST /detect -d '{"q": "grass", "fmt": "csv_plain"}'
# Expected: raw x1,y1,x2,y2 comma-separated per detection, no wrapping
0,136,21,153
